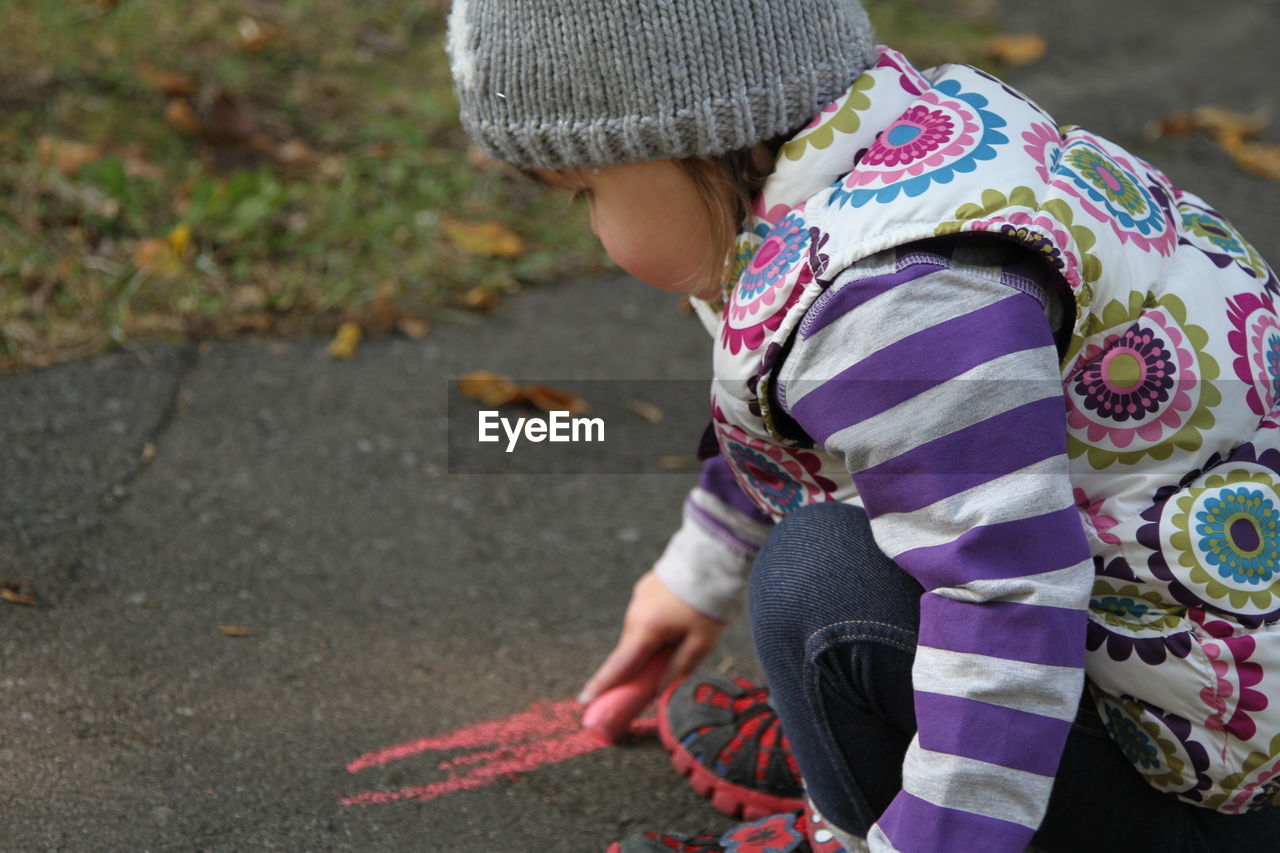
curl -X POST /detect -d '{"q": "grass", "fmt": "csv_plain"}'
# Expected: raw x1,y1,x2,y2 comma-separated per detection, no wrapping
0,0,1001,372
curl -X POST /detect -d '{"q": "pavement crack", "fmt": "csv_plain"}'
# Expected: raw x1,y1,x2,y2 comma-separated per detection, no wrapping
97,343,201,517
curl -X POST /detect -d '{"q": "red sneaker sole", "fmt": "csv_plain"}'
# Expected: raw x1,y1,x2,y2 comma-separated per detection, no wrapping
656,680,806,821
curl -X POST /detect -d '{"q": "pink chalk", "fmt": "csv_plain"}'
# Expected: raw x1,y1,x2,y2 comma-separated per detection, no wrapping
582,647,675,744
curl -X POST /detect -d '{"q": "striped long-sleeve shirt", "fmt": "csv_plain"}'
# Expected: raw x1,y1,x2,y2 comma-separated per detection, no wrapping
658,243,1096,852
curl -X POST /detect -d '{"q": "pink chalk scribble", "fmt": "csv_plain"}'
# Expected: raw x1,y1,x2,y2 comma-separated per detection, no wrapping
342,697,657,807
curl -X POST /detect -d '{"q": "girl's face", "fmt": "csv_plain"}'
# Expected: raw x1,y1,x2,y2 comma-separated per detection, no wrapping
539,160,720,302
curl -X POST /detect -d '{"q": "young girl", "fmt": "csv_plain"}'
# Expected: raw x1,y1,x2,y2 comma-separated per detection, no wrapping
447,2,1280,851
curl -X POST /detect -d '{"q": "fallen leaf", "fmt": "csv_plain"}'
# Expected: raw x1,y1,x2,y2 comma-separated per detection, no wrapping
217,622,259,637
164,97,203,136
396,316,431,340
442,218,524,259
328,321,362,359
36,136,103,176
136,63,198,96
237,16,282,52
1,578,37,606
168,222,192,258
1149,107,1280,181
140,442,157,464
458,371,524,406
457,287,501,312
985,33,1047,67
525,385,589,416
655,455,699,471
621,398,664,424
1228,140,1280,181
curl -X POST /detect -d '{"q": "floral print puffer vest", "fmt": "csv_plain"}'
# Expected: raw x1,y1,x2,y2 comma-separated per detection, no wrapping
691,46,1280,811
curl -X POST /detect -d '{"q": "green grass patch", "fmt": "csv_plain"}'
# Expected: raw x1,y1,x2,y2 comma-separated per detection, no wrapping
0,0,1000,371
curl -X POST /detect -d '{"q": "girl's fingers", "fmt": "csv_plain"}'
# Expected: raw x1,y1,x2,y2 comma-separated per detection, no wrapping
664,634,711,692
578,635,655,704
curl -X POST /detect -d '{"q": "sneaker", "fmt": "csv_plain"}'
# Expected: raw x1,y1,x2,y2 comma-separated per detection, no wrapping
605,810,851,853
657,675,805,820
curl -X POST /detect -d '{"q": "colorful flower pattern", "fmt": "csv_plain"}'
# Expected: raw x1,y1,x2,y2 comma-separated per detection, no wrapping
1039,130,1177,256
1137,444,1280,624
782,73,877,164
712,404,836,519
1064,292,1220,468
934,185,1103,292
1088,577,1192,665
1194,608,1269,742
1096,692,1211,796
829,79,1009,208
722,213,813,355
1178,195,1277,288
1227,290,1280,423
1203,733,1280,812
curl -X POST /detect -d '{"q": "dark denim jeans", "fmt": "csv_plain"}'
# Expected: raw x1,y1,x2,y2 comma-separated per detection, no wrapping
748,501,1280,852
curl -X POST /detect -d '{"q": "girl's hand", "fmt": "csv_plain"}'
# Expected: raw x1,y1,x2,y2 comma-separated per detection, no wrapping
578,569,726,705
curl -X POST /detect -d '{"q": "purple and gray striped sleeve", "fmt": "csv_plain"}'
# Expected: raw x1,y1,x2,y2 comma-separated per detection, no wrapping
652,454,775,621
776,244,1093,853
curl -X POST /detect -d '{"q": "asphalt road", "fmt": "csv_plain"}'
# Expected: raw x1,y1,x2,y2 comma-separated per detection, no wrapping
3,2,1278,850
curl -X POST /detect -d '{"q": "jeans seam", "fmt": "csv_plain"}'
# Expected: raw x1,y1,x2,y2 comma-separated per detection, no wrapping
807,620,917,658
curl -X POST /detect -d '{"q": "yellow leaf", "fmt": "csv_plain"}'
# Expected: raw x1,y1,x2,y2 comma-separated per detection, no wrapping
168,223,192,258
458,370,524,406
457,287,501,312
217,622,259,637
443,218,525,259
328,321,362,359
525,385,589,416
985,33,1047,67
1227,140,1280,181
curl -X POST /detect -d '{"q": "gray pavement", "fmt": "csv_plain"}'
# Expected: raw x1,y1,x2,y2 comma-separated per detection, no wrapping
3,2,1278,850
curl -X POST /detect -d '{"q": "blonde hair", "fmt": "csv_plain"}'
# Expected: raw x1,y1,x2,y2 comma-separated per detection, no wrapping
675,134,791,300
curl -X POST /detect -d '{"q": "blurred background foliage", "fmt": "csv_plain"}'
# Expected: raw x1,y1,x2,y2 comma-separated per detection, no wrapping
0,0,1001,371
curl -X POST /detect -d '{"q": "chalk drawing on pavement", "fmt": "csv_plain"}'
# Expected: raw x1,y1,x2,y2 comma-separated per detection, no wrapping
342,697,657,806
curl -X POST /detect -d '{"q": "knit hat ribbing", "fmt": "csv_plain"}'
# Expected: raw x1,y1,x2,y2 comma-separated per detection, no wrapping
448,0,877,169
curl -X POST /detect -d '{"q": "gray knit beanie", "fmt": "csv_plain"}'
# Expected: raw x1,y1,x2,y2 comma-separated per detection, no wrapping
447,0,877,169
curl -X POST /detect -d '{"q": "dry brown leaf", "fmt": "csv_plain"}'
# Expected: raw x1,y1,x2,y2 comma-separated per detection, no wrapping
237,16,282,52
140,442,157,464
217,622,259,637
396,316,431,340
137,63,198,96
985,33,1047,67
1228,140,1280,181
457,287,501,312
1,578,37,606
622,398,665,424
442,218,524,259
37,136,103,176
525,385,589,416
1149,107,1280,181
164,98,203,136
328,321,362,359
458,371,524,406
